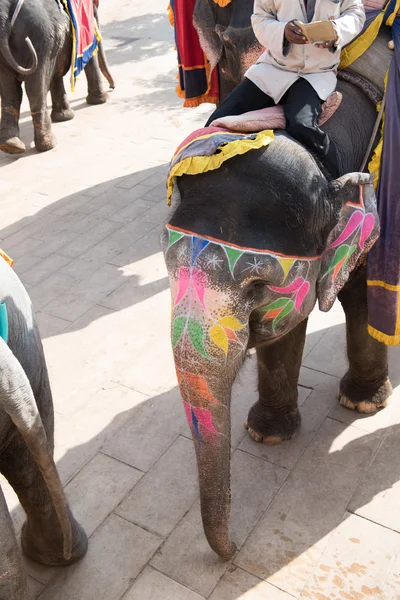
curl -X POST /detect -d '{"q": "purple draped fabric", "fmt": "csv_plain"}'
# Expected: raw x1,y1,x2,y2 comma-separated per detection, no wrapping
366,15,400,344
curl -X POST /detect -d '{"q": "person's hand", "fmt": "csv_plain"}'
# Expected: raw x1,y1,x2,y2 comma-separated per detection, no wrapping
315,18,338,49
284,21,309,44
314,40,335,49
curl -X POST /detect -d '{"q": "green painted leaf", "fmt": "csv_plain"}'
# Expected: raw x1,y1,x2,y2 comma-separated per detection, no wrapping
188,318,210,359
223,246,244,277
324,244,350,277
261,297,291,312
172,316,186,348
273,299,295,329
342,244,357,272
168,229,185,249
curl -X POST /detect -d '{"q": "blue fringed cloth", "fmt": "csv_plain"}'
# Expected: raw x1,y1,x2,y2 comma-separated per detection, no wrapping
61,0,101,91
342,1,400,344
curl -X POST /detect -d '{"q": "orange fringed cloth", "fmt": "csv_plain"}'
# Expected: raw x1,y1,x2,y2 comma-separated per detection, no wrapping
168,0,225,107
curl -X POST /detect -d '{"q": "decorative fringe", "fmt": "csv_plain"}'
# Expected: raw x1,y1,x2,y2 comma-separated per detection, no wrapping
167,129,274,204
167,3,174,27
183,94,219,108
368,71,388,189
0,250,13,268
212,0,232,6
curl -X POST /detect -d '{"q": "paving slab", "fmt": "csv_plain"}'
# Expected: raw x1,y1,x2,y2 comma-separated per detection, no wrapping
38,514,162,600
209,567,296,600
123,567,205,600
115,436,198,537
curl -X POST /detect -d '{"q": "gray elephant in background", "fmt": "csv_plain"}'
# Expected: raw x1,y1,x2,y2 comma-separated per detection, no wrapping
0,0,114,155
0,257,87,600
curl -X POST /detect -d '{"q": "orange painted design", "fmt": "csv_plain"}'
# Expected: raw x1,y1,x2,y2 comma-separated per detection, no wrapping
166,225,322,260
263,308,282,320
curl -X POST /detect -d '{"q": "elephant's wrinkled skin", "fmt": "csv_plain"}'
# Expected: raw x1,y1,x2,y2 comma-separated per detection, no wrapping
0,0,114,155
163,74,392,560
0,258,87,600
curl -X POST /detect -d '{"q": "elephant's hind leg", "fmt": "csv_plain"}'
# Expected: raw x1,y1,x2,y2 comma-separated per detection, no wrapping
25,74,56,153
0,73,26,154
338,265,392,413
246,319,307,444
0,485,31,600
0,366,87,566
50,77,74,123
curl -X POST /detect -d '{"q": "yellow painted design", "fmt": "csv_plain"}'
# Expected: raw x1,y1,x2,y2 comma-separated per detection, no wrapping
218,316,245,330
167,130,274,205
210,324,229,355
277,257,295,280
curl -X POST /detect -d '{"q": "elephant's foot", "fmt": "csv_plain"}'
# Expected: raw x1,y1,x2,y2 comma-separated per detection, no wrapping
21,518,88,566
86,92,108,105
34,132,57,153
0,136,26,154
51,107,75,123
245,401,301,445
338,374,392,413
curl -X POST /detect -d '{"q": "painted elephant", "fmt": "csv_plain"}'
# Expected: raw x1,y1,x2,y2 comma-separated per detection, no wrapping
0,0,114,155
0,256,87,600
163,36,393,559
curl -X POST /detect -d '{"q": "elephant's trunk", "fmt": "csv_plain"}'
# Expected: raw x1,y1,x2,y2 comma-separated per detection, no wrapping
177,359,242,560
0,338,72,560
196,411,237,560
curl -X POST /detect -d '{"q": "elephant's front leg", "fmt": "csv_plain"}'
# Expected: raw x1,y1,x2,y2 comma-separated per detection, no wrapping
0,485,31,600
246,319,307,444
338,265,392,412
0,72,25,154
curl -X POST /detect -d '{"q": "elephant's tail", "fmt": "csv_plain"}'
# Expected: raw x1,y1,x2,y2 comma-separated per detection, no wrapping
0,0,38,75
98,40,115,90
0,339,72,560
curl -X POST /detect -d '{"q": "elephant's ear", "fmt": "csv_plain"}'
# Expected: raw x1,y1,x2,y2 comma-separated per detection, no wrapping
317,172,379,312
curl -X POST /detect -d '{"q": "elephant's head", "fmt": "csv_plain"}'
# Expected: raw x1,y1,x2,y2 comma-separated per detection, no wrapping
163,140,379,559
193,0,261,96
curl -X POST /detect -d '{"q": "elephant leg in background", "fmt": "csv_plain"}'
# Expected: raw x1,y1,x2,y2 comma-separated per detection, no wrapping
0,72,25,154
0,485,31,600
338,264,392,412
24,74,55,153
50,77,75,123
246,319,307,444
0,371,88,566
85,54,108,105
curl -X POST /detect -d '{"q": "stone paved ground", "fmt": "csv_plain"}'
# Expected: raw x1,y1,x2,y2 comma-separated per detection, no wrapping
1,1,400,598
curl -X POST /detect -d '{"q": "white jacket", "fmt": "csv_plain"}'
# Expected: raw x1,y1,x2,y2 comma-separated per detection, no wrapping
245,0,365,102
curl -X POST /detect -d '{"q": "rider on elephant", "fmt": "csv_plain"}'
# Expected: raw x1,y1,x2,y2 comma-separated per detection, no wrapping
206,0,366,178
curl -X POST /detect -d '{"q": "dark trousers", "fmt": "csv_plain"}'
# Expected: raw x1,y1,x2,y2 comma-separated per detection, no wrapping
205,77,339,178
